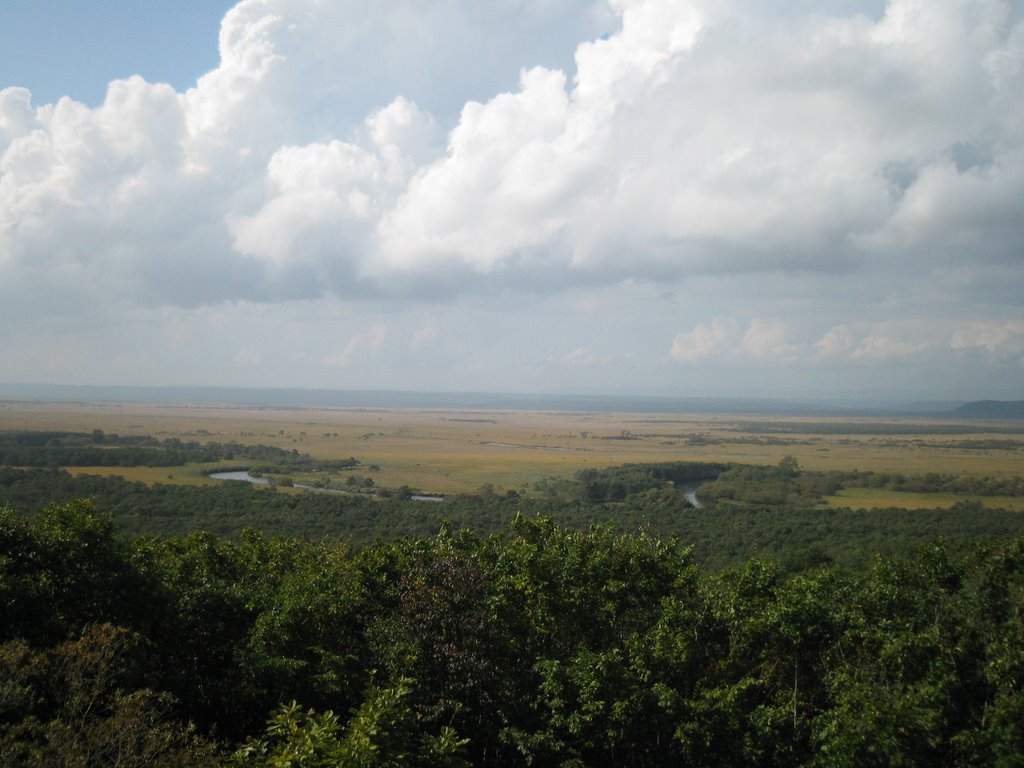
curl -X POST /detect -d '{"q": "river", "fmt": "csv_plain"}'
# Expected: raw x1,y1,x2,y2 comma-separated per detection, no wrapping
208,470,444,502
209,470,270,485
211,470,699,507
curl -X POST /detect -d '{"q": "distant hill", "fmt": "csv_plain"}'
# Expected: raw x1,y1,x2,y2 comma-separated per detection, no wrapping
949,400,1024,419
898,400,967,414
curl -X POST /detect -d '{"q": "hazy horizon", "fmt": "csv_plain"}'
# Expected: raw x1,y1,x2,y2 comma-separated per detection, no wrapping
0,381,1010,417
2,1,1022,401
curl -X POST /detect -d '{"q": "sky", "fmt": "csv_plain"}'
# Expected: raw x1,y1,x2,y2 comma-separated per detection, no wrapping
1,0,1022,403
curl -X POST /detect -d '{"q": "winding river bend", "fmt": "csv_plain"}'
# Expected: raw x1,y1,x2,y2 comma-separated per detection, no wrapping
210,471,702,508
208,470,444,502
209,470,270,485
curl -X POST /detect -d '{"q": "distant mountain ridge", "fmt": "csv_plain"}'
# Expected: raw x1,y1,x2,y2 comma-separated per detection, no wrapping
949,400,1024,419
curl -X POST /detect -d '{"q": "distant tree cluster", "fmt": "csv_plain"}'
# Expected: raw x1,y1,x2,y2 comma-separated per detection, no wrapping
573,461,730,503
835,470,1024,497
0,430,357,472
700,460,1024,508
698,458,841,507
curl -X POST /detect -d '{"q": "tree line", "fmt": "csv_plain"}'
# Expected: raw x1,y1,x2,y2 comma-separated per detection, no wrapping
698,458,1024,508
0,431,357,472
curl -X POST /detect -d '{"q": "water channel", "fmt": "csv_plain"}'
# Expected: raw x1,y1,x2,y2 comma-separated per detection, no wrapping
208,470,444,502
210,471,701,508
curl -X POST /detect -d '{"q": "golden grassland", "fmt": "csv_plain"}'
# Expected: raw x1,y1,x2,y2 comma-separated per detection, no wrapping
823,487,1024,512
63,463,225,487
2,400,1022,496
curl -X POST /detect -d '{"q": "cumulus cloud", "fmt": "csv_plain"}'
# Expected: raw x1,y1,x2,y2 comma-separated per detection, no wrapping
0,88,38,154
324,325,388,367
668,316,957,366
815,322,933,361
739,320,803,359
850,333,928,361
2,0,1022,315
670,318,807,362
2,0,1023,398
374,66,579,275
951,320,1024,360
669,317,733,362
815,324,859,358
227,96,444,273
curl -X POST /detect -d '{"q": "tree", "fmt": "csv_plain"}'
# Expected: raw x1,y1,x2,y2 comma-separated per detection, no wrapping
0,624,215,767
777,456,801,480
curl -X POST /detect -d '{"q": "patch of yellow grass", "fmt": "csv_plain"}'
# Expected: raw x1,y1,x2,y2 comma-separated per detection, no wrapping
824,487,1024,511
64,463,222,486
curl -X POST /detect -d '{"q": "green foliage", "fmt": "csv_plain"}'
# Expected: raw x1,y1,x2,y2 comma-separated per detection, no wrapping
572,461,729,503
0,624,215,767
699,462,835,507
3,490,1024,765
777,455,801,479
232,684,470,768
0,500,163,645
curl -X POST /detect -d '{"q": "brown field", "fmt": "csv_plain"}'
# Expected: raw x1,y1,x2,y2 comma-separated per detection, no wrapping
1,400,1022,495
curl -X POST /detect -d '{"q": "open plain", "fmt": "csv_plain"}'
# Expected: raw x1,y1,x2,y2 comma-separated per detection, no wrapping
2,399,1022,508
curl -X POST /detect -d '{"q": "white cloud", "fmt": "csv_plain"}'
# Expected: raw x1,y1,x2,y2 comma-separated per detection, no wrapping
324,325,388,367
815,324,859,358
0,88,39,154
951,320,1024,359
228,95,445,269
375,66,579,274
563,346,614,366
1,0,1022,398
4,0,1023,311
816,322,933,361
669,317,733,362
411,325,438,349
228,139,381,265
739,319,801,359
850,333,927,361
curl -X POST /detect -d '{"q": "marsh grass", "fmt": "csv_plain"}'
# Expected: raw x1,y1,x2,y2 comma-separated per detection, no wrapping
4,401,1021,494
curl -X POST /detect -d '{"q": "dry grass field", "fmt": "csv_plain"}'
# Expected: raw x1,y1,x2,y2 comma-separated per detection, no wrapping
823,487,1024,512
62,464,224,487
2,400,1022,498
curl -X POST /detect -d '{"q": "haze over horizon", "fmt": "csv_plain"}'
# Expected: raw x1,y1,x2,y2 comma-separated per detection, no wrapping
2,1,1022,402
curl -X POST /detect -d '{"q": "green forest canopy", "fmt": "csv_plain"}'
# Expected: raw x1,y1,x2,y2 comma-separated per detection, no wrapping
2,500,1023,766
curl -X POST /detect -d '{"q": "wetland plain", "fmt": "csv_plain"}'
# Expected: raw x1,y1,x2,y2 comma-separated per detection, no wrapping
2,398,1021,509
